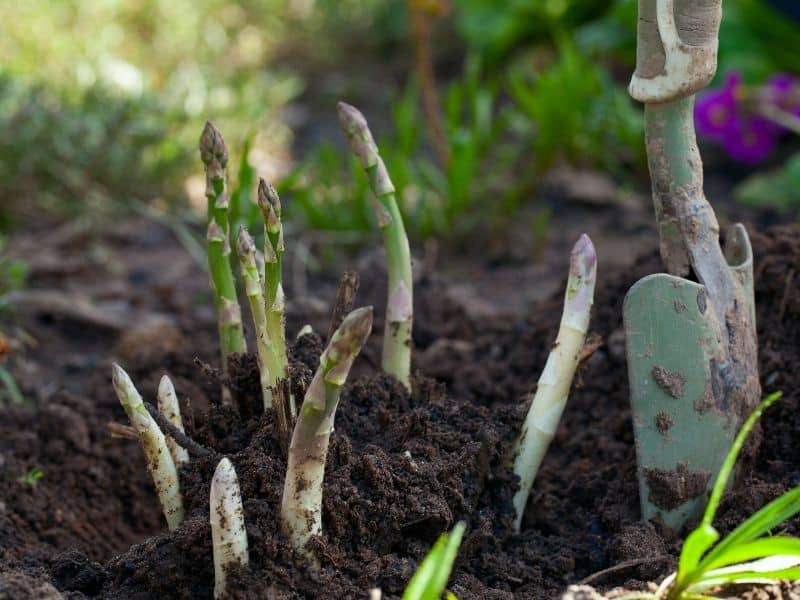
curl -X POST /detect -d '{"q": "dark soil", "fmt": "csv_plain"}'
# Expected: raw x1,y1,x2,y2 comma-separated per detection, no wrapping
1,221,799,599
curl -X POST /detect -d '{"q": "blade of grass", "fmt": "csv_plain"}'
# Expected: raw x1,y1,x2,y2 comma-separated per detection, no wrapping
696,485,800,574
702,537,800,571
403,522,466,600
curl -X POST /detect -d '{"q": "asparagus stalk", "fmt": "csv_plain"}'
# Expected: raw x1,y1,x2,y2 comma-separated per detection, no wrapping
210,457,249,600
236,226,274,411
157,375,189,466
256,179,290,411
199,122,247,379
337,103,413,390
112,363,185,531
280,306,373,552
511,235,597,532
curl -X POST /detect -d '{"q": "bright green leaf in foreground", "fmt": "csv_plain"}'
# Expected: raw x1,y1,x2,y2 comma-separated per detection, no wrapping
403,522,466,600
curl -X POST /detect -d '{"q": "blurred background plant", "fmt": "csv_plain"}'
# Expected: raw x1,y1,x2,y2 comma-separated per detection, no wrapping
0,0,798,242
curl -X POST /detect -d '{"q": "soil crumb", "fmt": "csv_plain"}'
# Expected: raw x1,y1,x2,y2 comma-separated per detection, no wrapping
651,366,686,398
644,462,711,511
655,412,673,436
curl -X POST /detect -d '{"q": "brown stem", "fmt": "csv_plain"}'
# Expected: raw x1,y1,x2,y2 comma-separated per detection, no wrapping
408,0,450,168
327,271,360,342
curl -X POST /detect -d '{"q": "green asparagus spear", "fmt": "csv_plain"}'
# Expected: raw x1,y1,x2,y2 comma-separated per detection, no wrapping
280,306,373,553
337,103,413,390
199,122,247,380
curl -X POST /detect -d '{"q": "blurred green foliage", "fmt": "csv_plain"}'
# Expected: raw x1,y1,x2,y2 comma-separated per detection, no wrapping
455,0,614,64
282,57,520,239
735,153,800,213
0,0,300,228
1,0,798,238
508,40,644,175
0,235,27,311
0,75,188,227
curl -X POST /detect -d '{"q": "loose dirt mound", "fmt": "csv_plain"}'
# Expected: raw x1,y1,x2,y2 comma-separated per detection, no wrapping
1,224,798,599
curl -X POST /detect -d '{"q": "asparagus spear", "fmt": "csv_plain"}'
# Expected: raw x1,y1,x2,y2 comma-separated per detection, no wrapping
256,179,291,413
157,375,189,466
280,306,373,553
337,103,413,390
210,457,249,600
112,363,185,531
236,226,275,411
511,235,597,532
199,122,247,381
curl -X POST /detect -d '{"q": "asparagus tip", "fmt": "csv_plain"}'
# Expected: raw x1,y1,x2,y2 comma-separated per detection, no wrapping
257,177,282,218
336,102,379,169
158,374,174,398
324,306,373,380
111,362,129,391
236,225,255,258
336,101,368,131
570,234,597,282
211,456,237,497
199,121,228,168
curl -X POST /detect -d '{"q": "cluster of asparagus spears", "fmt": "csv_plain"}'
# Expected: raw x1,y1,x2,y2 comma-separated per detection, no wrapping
111,106,597,597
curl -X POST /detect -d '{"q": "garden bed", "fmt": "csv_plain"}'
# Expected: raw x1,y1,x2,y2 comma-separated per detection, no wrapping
1,220,798,599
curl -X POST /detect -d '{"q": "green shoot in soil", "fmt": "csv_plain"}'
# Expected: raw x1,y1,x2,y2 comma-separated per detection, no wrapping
403,521,466,600
199,122,247,386
17,467,44,487
112,363,185,531
280,307,373,554
338,102,413,390
511,234,596,531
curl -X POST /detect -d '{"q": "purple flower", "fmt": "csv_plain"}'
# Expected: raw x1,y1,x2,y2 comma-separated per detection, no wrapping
763,74,800,117
721,116,777,164
695,72,742,141
693,70,797,163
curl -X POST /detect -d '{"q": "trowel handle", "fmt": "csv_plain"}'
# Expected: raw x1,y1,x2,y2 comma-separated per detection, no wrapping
630,0,722,103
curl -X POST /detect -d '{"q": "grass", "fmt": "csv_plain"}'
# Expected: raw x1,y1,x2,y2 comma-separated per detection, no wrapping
403,522,466,600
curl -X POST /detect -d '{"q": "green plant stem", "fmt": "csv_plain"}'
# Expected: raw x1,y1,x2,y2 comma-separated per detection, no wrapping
200,122,247,378
338,102,413,390
257,180,290,413
280,307,373,553
236,227,276,412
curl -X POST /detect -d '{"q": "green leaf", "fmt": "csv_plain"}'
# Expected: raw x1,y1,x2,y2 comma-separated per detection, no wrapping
689,563,800,594
403,522,466,600
673,392,786,596
698,485,800,574
17,467,44,487
702,392,783,527
677,524,720,581
703,537,800,572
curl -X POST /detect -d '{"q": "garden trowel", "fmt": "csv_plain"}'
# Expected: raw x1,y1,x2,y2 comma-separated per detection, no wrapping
624,0,761,531
624,225,756,530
